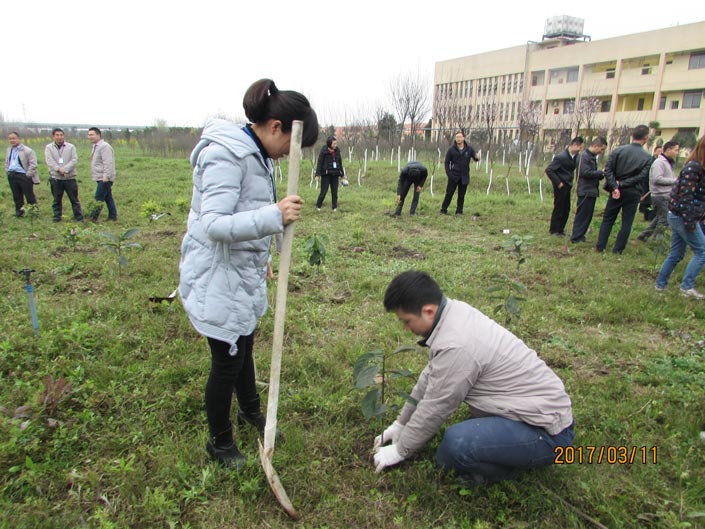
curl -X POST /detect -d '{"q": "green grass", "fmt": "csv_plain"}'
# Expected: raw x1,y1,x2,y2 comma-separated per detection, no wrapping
1,144,704,528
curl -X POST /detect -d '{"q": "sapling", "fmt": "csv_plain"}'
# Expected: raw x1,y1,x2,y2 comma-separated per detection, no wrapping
26,204,40,232
353,345,417,420
64,225,81,251
99,228,142,276
304,233,328,271
486,235,532,325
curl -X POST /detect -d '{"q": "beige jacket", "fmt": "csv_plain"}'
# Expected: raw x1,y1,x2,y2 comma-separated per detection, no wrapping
45,142,78,179
5,144,38,181
395,299,574,457
90,140,115,181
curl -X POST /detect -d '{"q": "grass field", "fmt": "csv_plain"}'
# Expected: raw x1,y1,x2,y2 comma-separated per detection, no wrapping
1,140,704,529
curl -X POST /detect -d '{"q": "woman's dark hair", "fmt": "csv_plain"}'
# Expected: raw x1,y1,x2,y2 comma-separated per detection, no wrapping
686,136,705,166
383,270,443,315
243,79,319,147
326,136,336,148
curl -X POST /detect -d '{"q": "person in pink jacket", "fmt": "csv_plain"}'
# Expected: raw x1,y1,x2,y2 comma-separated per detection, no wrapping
374,270,574,485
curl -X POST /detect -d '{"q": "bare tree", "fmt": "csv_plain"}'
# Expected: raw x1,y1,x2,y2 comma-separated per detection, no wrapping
389,71,430,149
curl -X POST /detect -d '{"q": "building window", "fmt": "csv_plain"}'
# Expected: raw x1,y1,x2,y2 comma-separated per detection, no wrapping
683,90,702,109
659,96,666,110
600,100,611,112
606,68,615,79
563,100,575,114
688,52,705,70
641,65,651,75
566,68,579,83
671,100,680,110
637,98,645,111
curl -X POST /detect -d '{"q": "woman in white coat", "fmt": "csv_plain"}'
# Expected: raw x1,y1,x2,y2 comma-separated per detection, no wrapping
179,79,318,467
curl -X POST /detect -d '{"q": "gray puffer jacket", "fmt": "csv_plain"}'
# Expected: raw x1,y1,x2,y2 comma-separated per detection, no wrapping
179,120,284,353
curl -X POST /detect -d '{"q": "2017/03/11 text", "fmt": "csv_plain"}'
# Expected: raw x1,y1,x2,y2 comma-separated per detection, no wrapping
554,446,657,465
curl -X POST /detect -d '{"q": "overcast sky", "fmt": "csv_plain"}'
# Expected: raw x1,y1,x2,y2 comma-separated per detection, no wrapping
3,1,702,128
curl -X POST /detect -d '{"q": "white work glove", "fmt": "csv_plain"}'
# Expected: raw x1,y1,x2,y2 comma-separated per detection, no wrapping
374,444,405,473
373,420,403,450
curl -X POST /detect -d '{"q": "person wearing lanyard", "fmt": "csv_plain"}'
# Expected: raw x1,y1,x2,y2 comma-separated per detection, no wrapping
179,78,318,468
44,128,83,222
5,131,38,217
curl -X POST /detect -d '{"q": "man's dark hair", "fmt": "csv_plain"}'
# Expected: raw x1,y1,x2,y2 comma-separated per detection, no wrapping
88,127,102,136
52,127,64,135
662,141,679,152
632,124,649,141
591,136,607,147
8,131,20,138
570,136,584,146
383,270,443,315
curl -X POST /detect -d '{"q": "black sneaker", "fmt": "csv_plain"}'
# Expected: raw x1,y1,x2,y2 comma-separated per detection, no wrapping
206,438,246,469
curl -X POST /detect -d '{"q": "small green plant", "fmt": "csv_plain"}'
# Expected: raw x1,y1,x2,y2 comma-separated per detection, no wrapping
487,235,531,324
175,197,189,214
140,200,161,219
26,204,40,231
99,228,142,275
353,345,417,420
305,233,328,270
64,225,81,251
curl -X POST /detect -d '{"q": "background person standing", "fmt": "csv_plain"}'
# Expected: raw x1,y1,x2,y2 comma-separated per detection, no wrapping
570,137,606,243
5,131,38,217
655,136,705,299
45,128,83,222
595,124,653,254
315,136,344,211
545,137,584,237
88,127,117,222
638,141,680,242
440,130,479,216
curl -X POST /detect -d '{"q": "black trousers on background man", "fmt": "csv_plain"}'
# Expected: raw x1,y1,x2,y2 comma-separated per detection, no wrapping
549,184,571,234
7,171,37,216
440,178,468,214
595,189,641,253
51,178,84,221
570,195,597,242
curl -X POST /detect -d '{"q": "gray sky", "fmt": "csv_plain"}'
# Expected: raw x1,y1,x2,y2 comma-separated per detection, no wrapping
3,1,702,127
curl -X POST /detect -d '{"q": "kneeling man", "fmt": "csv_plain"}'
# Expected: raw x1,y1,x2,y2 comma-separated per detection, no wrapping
374,270,574,485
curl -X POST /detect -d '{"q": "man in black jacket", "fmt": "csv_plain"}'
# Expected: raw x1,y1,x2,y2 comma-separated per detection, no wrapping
440,130,479,215
595,125,653,254
545,137,584,236
570,137,607,243
394,161,428,216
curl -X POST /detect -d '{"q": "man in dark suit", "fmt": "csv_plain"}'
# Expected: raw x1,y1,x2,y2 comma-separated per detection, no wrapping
570,137,607,243
545,137,584,236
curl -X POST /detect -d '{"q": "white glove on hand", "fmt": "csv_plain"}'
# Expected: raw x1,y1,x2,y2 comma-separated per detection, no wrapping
373,420,403,450
374,444,405,473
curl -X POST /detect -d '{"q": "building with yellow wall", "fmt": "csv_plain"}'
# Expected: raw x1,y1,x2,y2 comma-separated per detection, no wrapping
433,20,705,148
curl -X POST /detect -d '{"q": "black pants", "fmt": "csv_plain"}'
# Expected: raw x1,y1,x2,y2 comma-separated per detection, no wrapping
596,189,640,253
440,178,468,214
205,334,259,438
316,175,339,209
395,180,421,215
51,178,84,221
549,184,571,234
7,171,37,215
570,195,596,242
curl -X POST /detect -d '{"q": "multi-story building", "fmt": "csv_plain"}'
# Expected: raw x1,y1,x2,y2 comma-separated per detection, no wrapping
433,19,705,148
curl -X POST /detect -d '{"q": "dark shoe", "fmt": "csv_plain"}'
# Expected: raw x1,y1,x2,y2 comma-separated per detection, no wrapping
15,210,25,218
440,210,448,215
107,217,118,222
206,438,246,469
237,410,285,443
53,218,61,223
571,237,586,243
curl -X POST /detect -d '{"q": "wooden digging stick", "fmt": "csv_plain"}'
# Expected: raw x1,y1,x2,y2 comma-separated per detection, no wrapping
257,120,303,520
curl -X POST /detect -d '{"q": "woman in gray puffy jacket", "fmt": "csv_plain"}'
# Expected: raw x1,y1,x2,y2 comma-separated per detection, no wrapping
179,79,318,467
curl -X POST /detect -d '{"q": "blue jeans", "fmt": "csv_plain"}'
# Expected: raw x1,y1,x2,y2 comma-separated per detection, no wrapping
435,416,575,484
656,212,705,290
93,181,117,220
